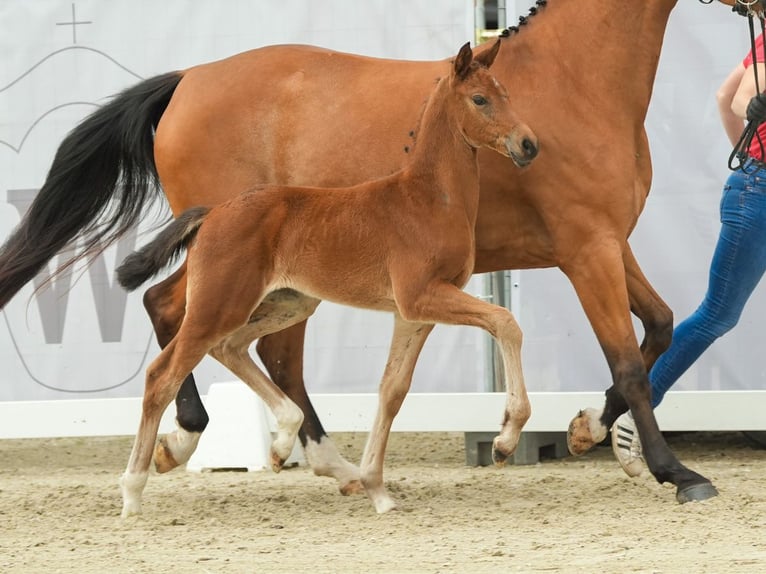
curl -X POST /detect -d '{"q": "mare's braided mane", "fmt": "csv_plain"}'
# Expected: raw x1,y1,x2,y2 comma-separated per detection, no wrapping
500,0,548,38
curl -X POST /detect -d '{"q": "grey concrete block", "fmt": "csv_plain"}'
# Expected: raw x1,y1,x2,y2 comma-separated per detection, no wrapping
464,431,570,466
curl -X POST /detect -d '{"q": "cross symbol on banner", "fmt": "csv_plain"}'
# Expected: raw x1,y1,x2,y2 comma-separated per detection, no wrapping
56,3,92,44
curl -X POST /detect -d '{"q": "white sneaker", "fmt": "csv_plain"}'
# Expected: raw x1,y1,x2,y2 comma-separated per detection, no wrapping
611,411,644,477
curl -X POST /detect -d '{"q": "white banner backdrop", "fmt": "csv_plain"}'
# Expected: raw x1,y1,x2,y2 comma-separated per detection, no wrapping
0,1,762,407
0,0,483,402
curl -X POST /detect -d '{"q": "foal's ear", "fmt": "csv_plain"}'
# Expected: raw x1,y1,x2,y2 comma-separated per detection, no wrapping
474,38,501,70
453,42,474,81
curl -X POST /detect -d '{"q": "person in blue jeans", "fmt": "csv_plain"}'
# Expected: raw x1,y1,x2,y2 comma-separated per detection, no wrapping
613,32,766,476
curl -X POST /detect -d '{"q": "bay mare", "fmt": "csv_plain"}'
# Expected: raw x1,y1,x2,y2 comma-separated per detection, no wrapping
115,42,538,516
0,0,718,503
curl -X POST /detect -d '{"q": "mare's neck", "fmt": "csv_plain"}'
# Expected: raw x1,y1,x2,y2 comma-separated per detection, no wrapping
498,0,677,118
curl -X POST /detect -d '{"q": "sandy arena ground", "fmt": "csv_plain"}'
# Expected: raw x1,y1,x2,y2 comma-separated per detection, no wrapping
1,431,765,573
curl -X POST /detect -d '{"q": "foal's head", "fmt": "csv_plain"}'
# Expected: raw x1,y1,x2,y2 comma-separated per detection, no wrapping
449,40,538,167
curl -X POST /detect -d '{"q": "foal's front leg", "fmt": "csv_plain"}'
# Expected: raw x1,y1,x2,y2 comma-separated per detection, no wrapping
394,281,530,464
360,317,434,513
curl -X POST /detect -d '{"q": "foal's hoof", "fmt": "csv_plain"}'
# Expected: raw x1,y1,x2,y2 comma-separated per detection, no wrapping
270,449,286,473
491,446,510,467
154,439,180,474
676,482,719,504
491,435,515,467
339,479,364,496
120,503,142,519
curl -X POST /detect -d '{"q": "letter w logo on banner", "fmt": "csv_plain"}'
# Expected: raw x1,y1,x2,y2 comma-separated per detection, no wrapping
6,188,135,343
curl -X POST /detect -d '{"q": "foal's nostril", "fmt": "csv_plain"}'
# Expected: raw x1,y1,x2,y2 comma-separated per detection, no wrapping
522,137,538,159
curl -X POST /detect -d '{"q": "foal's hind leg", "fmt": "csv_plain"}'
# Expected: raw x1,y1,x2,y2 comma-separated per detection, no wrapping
209,331,306,472
257,323,363,494
142,263,208,473
122,267,278,516
205,290,323,471
360,317,434,513
121,336,211,517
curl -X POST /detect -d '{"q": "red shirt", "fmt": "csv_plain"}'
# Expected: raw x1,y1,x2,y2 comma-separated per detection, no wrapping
744,34,766,160
743,33,765,67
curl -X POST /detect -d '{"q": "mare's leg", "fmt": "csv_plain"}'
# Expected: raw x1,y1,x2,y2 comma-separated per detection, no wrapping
600,244,675,426
625,243,674,371
561,240,716,502
359,317,434,513
394,282,529,464
257,324,363,494
142,262,209,473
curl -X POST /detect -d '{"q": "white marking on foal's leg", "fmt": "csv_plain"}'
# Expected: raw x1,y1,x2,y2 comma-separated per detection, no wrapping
119,471,148,518
370,492,398,514
360,432,399,513
270,399,304,472
155,423,201,473
304,437,363,495
360,465,397,514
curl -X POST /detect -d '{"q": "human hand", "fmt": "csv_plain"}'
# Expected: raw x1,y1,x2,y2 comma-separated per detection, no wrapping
746,93,766,125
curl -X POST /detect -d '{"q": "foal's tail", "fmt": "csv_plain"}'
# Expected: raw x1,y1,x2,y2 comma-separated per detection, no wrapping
117,207,209,292
0,71,184,308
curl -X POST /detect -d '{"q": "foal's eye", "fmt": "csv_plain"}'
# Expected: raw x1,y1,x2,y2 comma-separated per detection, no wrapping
472,95,488,106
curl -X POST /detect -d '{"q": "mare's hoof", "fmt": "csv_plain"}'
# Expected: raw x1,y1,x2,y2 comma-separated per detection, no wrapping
339,480,364,496
676,482,719,504
567,410,596,456
154,439,179,474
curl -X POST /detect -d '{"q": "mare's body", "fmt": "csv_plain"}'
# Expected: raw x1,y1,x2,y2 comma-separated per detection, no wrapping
0,0,717,502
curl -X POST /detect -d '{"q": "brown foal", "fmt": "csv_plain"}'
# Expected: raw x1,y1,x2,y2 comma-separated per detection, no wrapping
115,41,538,517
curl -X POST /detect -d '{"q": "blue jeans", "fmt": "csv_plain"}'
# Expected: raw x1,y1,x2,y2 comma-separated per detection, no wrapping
649,162,766,407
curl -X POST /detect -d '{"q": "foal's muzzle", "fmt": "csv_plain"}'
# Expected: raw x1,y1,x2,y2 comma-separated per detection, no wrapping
508,133,539,168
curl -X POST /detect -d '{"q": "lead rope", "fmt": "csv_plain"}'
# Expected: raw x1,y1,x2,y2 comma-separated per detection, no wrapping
729,2,766,170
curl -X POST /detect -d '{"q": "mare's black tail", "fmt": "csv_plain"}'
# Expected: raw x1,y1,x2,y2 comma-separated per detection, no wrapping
0,71,184,308
116,207,209,292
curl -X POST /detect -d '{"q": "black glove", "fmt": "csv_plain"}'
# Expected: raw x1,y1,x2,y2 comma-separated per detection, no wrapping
746,92,766,125
732,4,748,16
733,1,766,16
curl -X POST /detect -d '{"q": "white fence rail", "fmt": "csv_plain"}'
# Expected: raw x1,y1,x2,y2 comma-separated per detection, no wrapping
1,389,764,440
